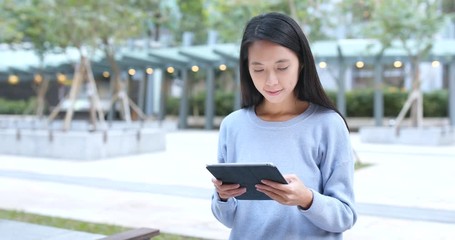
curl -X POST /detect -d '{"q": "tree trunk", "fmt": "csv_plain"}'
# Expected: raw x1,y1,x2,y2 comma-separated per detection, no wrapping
394,56,423,132
409,56,423,127
35,78,49,118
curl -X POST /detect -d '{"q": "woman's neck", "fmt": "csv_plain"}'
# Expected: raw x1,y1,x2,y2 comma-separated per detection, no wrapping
255,99,309,122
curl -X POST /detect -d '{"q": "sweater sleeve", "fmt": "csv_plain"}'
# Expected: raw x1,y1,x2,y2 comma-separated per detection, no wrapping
298,113,357,232
210,119,238,228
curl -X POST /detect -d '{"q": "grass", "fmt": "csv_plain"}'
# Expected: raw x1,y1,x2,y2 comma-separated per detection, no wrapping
355,161,372,170
0,208,202,240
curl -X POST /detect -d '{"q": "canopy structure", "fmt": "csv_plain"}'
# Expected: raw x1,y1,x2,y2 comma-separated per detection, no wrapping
1,39,454,128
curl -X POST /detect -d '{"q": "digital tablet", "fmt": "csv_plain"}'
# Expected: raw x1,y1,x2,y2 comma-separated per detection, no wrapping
206,163,287,200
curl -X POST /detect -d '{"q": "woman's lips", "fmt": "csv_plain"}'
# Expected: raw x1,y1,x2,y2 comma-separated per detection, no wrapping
265,89,282,96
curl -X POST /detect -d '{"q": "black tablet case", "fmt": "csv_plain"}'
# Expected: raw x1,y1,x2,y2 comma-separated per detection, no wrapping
206,163,287,200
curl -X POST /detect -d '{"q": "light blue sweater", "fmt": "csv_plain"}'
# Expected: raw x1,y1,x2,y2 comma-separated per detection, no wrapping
211,103,357,240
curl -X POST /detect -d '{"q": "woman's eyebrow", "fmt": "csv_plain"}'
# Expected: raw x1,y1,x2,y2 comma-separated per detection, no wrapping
250,59,290,65
275,59,290,64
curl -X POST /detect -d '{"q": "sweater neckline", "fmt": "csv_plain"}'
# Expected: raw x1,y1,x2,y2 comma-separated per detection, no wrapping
248,102,316,128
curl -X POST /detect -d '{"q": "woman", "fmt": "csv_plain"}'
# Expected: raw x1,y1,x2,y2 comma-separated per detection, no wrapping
211,12,357,239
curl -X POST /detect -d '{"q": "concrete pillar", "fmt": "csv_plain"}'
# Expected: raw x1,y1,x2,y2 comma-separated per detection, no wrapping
158,69,167,121
178,68,189,129
145,72,154,115
450,61,455,127
205,67,215,129
374,61,384,126
337,60,347,116
138,70,146,112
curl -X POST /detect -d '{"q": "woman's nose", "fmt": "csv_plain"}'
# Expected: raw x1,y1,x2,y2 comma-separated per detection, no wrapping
265,71,278,86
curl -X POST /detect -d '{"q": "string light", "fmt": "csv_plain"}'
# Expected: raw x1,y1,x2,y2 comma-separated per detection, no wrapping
34,74,43,84
56,73,66,84
8,74,19,85
191,65,199,72
219,64,227,71
393,61,403,68
167,67,175,74
355,61,365,69
319,61,327,69
431,60,440,68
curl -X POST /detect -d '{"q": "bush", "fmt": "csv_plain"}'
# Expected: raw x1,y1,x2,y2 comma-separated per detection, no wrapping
118,89,452,118
423,90,448,117
0,98,35,115
346,90,374,117
167,91,235,116
326,89,447,117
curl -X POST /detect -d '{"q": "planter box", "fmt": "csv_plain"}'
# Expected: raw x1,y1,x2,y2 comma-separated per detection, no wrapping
0,127,166,160
359,126,455,146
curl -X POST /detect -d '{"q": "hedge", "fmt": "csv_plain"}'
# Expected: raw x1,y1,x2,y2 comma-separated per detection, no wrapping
326,89,448,117
0,89,449,118
0,98,36,115
167,89,449,118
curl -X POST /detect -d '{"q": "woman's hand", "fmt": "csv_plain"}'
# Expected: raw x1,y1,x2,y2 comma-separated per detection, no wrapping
212,178,247,201
255,174,313,209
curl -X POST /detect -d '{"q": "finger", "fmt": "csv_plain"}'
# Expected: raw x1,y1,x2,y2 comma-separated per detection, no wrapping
219,187,246,199
260,180,289,191
256,183,287,196
256,187,283,202
212,178,223,186
256,183,294,203
217,183,243,191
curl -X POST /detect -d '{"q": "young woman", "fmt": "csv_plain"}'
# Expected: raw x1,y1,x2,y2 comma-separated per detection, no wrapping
210,12,357,239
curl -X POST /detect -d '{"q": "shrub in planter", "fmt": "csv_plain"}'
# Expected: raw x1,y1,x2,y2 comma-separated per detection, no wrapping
423,90,448,117
0,98,32,115
383,88,408,117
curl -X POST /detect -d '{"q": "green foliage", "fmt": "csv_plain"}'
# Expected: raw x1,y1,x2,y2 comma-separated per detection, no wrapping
382,89,408,116
423,90,449,117
331,89,448,117
0,98,35,115
176,0,208,45
215,91,235,116
166,89,448,118
0,0,22,42
206,0,333,43
166,90,234,116
346,90,374,117
166,96,180,116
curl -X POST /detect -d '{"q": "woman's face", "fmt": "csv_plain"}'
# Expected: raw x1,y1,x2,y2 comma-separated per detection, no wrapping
248,40,300,106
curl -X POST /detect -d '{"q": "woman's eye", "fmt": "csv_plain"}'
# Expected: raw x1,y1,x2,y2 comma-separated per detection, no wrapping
253,69,264,73
278,66,289,71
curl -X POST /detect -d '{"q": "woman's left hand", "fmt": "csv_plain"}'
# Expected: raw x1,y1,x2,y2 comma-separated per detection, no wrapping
256,174,313,209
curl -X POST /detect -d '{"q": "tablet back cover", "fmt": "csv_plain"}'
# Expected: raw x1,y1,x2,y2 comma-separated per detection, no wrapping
206,163,287,200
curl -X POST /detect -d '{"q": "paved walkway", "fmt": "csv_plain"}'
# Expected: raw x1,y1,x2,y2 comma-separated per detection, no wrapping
0,130,454,239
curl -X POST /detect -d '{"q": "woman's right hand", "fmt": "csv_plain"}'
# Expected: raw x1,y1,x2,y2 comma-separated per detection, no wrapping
212,178,247,201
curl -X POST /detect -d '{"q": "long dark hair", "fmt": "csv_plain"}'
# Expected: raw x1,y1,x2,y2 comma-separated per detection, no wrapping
239,12,348,128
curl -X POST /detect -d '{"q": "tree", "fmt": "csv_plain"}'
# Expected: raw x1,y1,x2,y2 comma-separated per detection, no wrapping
206,0,334,43
0,0,63,117
3,1,171,127
342,0,447,129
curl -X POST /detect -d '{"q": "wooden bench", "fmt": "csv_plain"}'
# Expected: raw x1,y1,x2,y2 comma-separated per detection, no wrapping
100,228,160,240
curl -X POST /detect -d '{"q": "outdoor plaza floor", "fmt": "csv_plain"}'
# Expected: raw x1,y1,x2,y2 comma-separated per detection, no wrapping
0,129,454,239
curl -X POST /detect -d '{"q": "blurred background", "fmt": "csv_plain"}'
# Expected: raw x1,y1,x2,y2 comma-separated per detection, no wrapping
0,0,454,132
1,1,455,239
